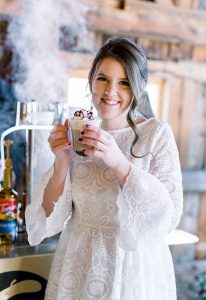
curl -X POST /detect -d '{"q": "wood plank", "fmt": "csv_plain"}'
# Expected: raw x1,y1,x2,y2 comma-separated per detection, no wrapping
197,192,206,242
175,0,193,8
0,0,22,16
178,79,192,169
97,0,121,9
126,0,193,9
192,0,206,11
171,192,199,262
138,38,169,60
60,51,206,83
148,60,206,83
191,0,200,9
178,80,206,168
179,193,200,236
87,2,206,46
1,0,206,46
196,192,206,259
196,243,206,259
0,17,8,40
154,0,174,6
168,42,192,60
166,78,183,144
178,79,194,168
127,0,175,8
88,0,121,9
182,171,206,192
192,46,206,62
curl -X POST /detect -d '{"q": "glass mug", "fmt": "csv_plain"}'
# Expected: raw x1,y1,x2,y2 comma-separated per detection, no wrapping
69,109,101,160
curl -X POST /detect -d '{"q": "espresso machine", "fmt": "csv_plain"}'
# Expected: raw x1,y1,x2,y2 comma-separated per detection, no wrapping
1,100,57,204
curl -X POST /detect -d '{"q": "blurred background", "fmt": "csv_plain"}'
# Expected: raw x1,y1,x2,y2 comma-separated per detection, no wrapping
0,0,206,299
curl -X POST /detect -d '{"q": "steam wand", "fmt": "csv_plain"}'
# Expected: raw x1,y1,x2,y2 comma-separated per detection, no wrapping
0,125,53,179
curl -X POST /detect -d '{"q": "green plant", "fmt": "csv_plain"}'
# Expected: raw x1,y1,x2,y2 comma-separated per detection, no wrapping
193,272,206,300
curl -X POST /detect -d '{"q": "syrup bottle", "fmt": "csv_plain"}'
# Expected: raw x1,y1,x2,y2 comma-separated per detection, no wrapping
0,140,18,244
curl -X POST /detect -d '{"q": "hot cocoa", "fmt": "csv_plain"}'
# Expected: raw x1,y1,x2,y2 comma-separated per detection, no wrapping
70,109,101,157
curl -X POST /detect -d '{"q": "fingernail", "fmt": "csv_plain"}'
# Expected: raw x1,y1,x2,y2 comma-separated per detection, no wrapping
68,142,71,145
82,149,88,156
86,124,90,128
81,131,85,135
79,138,83,141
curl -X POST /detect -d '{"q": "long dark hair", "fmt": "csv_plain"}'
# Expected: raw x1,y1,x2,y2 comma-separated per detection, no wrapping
88,37,154,158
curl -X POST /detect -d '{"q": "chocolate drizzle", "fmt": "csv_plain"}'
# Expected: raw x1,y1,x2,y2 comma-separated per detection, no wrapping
73,109,94,120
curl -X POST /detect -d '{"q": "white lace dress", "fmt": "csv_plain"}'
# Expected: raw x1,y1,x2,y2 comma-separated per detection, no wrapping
25,118,183,300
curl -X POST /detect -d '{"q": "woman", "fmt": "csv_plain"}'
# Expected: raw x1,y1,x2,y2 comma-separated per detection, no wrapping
25,37,183,300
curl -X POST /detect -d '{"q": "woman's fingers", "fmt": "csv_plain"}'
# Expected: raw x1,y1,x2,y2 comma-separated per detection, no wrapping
53,142,72,156
64,119,69,130
49,130,68,142
82,126,110,145
79,125,116,157
50,119,69,136
48,121,72,156
50,124,67,137
49,122,70,143
79,137,106,152
50,137,70,148
85,124,110,137
83,148,105,158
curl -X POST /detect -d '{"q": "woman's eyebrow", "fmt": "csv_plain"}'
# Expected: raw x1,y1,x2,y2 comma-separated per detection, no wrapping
96,72,106,76
97,72,128,80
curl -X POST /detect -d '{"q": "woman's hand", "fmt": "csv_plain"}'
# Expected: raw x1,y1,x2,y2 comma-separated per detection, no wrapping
43,120,72,216
80,124,131,186
48,119,72,161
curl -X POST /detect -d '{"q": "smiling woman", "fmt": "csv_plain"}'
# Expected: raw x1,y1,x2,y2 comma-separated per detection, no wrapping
91,57,132,130
25,37,183,300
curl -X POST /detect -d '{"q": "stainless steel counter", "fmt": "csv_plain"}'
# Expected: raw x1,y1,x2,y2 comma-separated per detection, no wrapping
0,232,59,258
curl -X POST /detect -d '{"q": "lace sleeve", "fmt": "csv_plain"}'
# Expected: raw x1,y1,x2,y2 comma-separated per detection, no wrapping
116,122,183,250
25,165,72,246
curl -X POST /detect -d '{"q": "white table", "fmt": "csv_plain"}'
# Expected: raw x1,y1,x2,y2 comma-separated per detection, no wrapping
166,229,199,245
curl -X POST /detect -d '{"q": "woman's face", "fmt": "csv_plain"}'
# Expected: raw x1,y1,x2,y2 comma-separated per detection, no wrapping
91,56,133,129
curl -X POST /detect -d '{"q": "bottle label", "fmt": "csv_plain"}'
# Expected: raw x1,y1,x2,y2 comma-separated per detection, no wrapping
0,220,17,233
0,199,17,220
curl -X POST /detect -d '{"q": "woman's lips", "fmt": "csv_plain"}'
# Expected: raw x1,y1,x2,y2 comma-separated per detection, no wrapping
101,98,120,105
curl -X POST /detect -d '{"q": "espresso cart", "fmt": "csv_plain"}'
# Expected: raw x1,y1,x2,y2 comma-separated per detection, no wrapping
0,233,59,299
0,123,56,300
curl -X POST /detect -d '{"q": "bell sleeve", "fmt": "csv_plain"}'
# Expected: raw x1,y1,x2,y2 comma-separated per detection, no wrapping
25,164,72,246
116,122,183,250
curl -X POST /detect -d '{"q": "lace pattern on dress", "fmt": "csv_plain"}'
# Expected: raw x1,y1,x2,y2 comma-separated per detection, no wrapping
25,164,72,245
26,119,182,300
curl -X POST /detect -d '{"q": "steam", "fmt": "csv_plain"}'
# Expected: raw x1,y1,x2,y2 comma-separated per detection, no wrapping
8,0,89,105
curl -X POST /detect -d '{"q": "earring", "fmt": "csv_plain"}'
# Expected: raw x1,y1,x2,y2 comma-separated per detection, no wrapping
86,91,93,111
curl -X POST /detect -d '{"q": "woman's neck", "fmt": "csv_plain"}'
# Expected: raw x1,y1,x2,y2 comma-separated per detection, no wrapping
101,119,129,131
101,116,147,131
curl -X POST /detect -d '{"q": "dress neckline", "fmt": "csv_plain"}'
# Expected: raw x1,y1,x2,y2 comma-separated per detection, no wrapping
106,117,155,134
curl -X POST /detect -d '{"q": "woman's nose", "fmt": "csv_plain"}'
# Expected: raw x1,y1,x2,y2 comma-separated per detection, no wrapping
104,82,118,96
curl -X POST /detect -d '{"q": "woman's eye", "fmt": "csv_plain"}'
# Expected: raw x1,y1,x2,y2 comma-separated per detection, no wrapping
97,76,107,82
120,80,130,87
